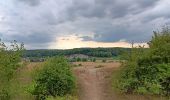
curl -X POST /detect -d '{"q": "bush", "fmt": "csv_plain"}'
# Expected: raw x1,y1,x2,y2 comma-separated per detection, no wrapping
90,58,96,62
29,57,76,100
116,27,170,96
102,59,106,63
69,58,76,62
0,40,24,99
82,58,87,62
78,64,82,66
76,57,81,62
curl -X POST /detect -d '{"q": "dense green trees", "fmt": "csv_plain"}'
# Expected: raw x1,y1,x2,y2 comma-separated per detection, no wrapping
116,27,170,96
23,48,129,58
29,57,76,100
0,40,24,99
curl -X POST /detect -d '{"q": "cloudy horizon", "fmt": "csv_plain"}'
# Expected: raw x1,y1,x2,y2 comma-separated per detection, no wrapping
0,0,170,49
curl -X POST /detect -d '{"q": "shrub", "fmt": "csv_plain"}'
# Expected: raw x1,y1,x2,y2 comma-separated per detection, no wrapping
69,58,76,62
76,57,81,62
0,40,24,99
82,58,87,62
116,27,170,96
102,59,106,63
93,58,96,62
78,64,82,66
30,57,76,100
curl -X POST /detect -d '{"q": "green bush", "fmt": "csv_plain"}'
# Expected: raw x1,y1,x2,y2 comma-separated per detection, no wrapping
69,58,76,62
93,58,96,62
76,57,81,62
102,59,106,63
29,57,76,100
78,64,82,66
82,58,87,62
0,40,24,99
116,27,170,96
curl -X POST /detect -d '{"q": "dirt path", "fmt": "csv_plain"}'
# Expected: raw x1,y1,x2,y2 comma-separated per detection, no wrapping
73,62,121,100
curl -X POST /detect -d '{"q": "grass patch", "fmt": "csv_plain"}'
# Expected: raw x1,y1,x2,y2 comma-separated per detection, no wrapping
46,95,78,100
10,62,35,100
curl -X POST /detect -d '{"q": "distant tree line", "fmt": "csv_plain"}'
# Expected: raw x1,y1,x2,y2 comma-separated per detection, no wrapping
23,48,131,58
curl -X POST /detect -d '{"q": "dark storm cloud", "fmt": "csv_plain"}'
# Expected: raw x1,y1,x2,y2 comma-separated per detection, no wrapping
66,0,159,19
62,0,165,43
5,33,55,45
1,0,170,49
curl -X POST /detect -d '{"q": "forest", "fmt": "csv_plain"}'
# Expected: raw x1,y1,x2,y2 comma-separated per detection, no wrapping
23,48,131,58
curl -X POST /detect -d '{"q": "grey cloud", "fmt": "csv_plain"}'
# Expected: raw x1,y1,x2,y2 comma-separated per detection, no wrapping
41,11,58,25
0,16,5,21
137,0,158,7
17,0,41,6
65,0,159,20
6,33,55,45
0,0,170,49
80,36,93,41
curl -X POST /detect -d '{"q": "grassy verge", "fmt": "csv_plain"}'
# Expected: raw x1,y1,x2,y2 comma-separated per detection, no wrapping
10,62,35,100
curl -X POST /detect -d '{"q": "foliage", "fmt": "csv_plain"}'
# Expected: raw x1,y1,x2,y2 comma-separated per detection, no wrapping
76,57,81,62
29,57,76,100
69,57,77,62
23,48,130,58
78,64,82,66
82,58,87,62
46,95,78,100
102,59,107,63
116,27,170,96
0,40,24,99
90,58,96,62
92,58,96,62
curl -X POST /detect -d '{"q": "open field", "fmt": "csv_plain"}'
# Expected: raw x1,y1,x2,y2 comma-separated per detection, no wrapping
10,61,168,100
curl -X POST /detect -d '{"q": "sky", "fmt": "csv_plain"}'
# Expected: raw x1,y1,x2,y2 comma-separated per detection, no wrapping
0,0,170,49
